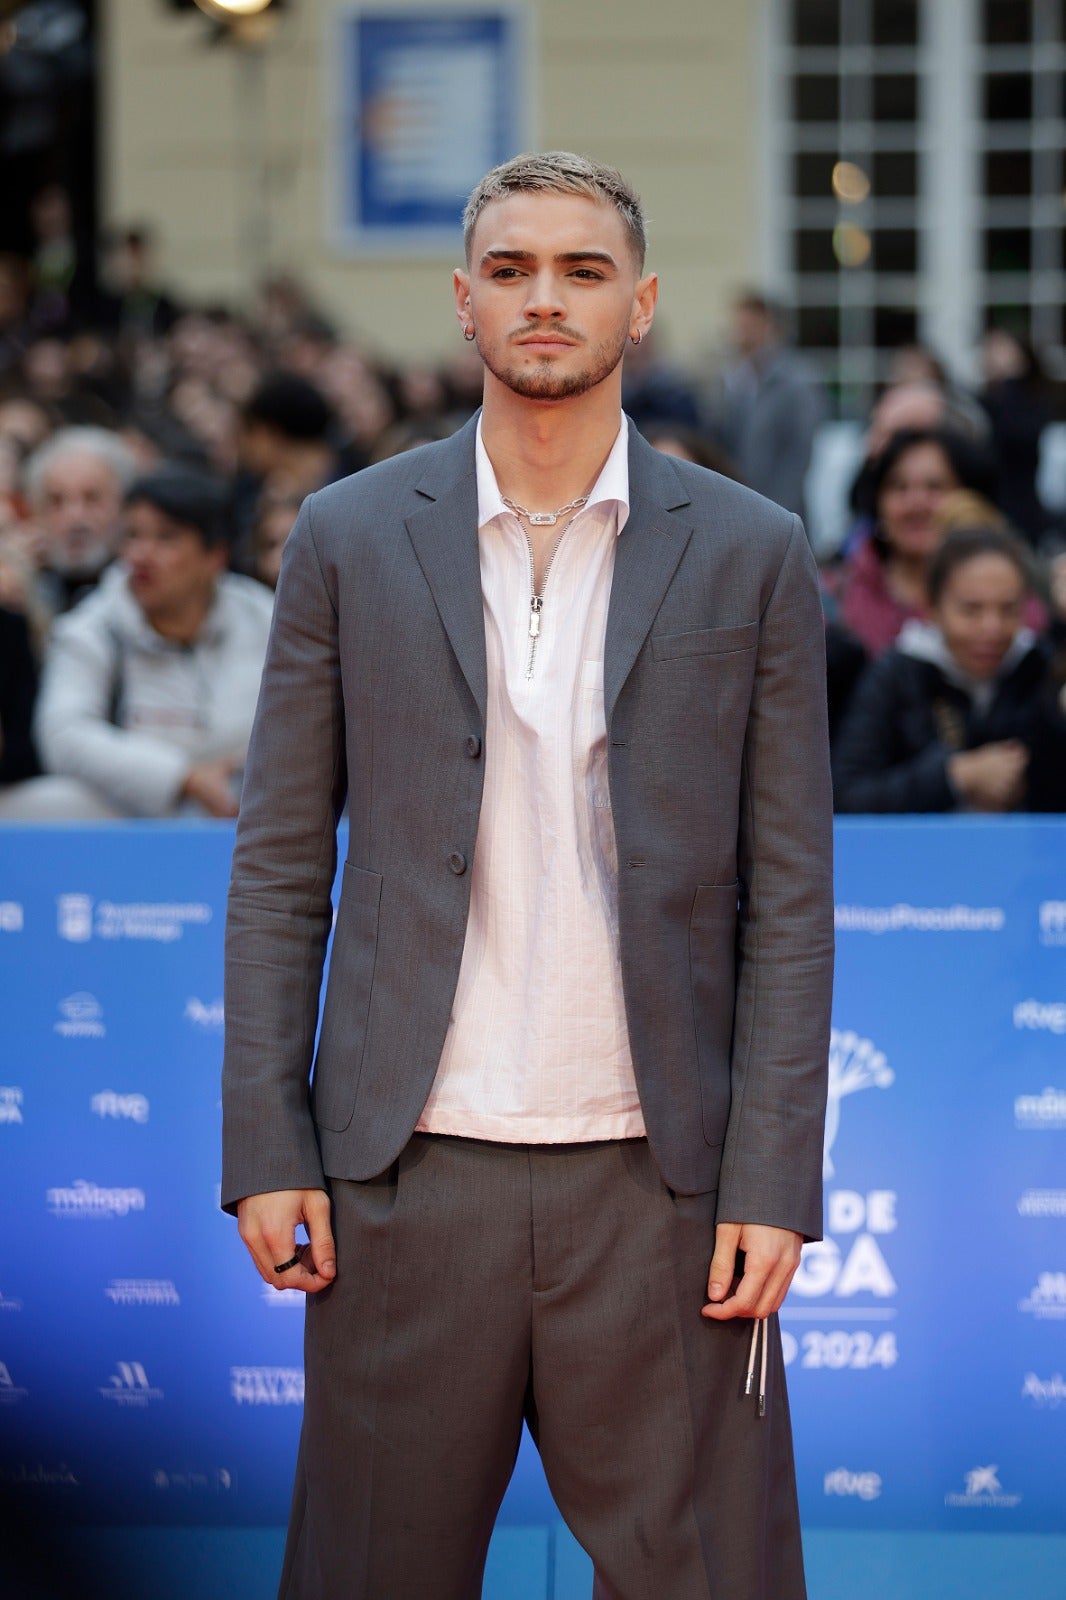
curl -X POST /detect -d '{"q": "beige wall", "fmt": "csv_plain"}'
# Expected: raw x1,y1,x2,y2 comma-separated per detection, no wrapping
101,0,760,365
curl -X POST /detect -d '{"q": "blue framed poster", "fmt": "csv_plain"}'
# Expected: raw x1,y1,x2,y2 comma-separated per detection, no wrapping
332,4,533,253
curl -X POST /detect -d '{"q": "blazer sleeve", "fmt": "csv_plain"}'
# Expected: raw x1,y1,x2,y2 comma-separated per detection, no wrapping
832,654,957,814
718,515,835,1241
221,495,348,1213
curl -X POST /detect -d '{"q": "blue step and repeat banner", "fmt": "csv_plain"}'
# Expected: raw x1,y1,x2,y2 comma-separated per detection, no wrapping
0,819,1063,1535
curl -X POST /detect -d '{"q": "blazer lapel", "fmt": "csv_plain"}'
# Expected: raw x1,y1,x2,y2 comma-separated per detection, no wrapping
604,428,694,725
404,420,488,726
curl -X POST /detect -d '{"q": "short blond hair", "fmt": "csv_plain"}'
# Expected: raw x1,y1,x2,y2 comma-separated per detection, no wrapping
463,151,647,269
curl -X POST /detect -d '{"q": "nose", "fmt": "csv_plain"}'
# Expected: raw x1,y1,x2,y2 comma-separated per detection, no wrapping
523,269,566,321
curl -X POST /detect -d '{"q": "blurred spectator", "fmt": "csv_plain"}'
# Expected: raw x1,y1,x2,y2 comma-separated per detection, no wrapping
252,489,302,590
642,422,742,478
22,425,137,620
0,394,53,462
11,465,273,820
824,427,997,657
978,327,1053,546
621,331,702,434
234,371,349,568
882,344,990,440
702,289,827,522
0,254,33,371
27,184,83,332
833,527,1066,813
99,225,182,343
0,605,39,787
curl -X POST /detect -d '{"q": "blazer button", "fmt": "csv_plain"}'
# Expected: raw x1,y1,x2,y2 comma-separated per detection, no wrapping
466,735,482,758
448,851,467,875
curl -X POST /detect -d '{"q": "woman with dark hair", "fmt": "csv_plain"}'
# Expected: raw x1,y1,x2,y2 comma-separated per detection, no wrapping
825,427,998,657
833,526,1066,813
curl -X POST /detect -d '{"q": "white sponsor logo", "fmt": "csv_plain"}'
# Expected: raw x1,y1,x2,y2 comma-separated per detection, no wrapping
1015,1088,1066,1130
91,1091,149,1123
1039,902,1066,946
1022,1372,1066,1408
0,1462,79,1487
0,1361,28,1403
185,997,224,1030
151,1466,234,1493
945,1465,1022,1508
57,893,93,941
1014,999,1066,1034
0,900,23,932
824,1468,882,1500
824,1031,894,1179
0,1087,23,1125
0,1289,23,1312
100,1361,163,1407
55,992,105,1038
835,903,1004,934
230,1366,304,1405
1018,1190,1066,1218
793,1190,898,1300
781,1328,897,1370
105,1279,180,1307
58,895,212,943
47,1180,145,1219
1019,1271,1066,1319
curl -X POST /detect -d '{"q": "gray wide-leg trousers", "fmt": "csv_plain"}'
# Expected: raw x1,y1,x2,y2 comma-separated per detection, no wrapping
278,1134,806,1600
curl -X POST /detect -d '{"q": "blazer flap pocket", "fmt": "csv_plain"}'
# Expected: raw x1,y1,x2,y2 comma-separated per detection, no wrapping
651,622,759,661
340,861,383,909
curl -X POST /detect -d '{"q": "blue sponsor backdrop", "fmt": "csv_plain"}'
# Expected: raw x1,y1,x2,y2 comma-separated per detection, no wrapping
0,819,1063,1533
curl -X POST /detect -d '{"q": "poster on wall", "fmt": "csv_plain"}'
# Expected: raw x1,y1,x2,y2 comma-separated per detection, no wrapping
331,4,533,253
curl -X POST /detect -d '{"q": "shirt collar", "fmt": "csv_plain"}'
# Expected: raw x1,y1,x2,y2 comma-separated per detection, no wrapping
475,413,630,535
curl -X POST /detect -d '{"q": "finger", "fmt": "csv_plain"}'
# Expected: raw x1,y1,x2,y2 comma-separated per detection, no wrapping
707,1223,741,1303
703,1256,770,1320
303,1192,337,1281
273,1243,333,1295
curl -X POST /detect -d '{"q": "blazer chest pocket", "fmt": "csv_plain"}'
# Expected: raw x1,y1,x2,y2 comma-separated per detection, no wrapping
651,621,759,661
312,862,382,1132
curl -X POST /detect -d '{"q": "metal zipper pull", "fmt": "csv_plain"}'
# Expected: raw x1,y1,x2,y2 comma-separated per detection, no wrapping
529,594,543,639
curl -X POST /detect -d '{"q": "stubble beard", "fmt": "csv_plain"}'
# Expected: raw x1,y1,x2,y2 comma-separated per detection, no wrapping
478,327,629,402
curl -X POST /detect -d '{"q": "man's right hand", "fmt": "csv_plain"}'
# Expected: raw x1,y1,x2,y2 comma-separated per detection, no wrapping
948,740,1028,811
237,1188,337,1294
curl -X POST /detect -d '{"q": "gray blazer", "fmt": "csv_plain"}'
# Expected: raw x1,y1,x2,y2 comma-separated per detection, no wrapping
222,417,834,1240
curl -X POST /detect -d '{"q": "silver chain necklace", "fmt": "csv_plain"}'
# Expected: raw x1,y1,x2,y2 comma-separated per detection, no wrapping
501,493,590,528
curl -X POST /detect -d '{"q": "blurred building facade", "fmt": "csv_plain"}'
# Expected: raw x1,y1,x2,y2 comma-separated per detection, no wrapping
96,0,1066,411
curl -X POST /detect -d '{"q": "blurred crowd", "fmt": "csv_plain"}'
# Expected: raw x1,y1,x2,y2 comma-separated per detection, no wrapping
1,202,1065,819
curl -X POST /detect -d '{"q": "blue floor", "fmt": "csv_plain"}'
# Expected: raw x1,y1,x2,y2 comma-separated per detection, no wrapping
58,1524,1066,1599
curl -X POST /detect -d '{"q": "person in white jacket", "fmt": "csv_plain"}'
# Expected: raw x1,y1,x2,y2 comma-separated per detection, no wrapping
16,465,274,819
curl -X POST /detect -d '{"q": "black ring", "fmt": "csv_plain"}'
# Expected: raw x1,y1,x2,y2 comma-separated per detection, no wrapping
272,1252,301,1275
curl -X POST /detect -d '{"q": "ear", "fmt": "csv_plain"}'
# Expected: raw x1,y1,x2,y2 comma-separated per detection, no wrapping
630,271,659,344
453,268,472,332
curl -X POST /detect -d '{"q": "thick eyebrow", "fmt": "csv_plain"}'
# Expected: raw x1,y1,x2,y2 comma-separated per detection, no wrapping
479,248,620,269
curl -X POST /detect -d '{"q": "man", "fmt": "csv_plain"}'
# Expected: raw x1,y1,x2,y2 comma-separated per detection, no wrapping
224,152,833,1600
704,290,827,526
29,464,273,818
23,424,137,618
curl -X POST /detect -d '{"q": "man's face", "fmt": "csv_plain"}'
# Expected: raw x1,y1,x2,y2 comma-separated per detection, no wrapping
124,501,225,627
455,192,656,404
39,452,124,578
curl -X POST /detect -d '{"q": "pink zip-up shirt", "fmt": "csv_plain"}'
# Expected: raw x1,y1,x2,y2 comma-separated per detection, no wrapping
416,416,646,1142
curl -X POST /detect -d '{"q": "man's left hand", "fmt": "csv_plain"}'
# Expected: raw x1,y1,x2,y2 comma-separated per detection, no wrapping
701,1221,803,1321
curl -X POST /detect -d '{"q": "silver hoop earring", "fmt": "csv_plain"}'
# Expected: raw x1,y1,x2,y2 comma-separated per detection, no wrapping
463,326,476,342
630,330,643,346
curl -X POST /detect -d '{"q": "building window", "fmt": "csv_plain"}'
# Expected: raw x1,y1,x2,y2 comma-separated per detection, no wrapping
769,0,1066,414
